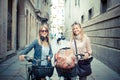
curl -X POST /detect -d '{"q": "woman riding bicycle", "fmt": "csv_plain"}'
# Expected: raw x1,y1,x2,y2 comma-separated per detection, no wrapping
19,24,53,80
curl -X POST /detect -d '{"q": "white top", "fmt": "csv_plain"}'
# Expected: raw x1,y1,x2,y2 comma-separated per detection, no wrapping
41,45,50,66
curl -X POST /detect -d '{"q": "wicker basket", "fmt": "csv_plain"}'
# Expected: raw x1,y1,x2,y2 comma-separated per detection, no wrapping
32,66,54,78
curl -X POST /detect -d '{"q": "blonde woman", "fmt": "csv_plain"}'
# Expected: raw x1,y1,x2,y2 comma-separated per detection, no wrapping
70,22,92,80
19,24,53,80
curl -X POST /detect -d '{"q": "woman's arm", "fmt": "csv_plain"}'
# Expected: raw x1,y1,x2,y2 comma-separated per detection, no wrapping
84,37,92,59
86,37,92,55
20,39,37,55
19,39,37,61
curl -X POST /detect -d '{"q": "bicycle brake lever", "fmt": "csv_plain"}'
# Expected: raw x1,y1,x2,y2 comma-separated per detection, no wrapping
75,54,85,59
24,56,33,62
75,54,85,56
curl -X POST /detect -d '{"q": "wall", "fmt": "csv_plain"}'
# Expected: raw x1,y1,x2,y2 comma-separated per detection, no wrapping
0,0,8,59
64,0,120,75
81,0,120,75
0,0,17,60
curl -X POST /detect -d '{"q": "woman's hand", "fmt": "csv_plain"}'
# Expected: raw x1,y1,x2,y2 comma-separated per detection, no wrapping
83,53,90,59
19,55,25,61
47,56,51,61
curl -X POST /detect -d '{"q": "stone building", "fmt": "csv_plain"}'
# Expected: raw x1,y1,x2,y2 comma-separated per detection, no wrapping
18,0,40,49
0,0,51,61
18,0,51,49
0,0,18,60
65,0,120,75
64,0,81,40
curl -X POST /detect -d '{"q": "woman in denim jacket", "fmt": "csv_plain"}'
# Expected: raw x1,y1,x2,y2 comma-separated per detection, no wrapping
19,24,53,80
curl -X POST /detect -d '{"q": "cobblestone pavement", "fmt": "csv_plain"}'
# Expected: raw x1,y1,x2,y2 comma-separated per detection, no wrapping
0,39,120,80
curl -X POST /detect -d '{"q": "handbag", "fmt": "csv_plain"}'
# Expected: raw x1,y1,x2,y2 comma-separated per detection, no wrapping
74,39,93,77
76,57,93,77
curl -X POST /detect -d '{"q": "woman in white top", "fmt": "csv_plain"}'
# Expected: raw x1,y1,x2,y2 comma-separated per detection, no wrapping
70,22,92,80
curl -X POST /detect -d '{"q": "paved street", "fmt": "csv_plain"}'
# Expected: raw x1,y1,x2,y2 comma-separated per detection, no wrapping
0,39,120,80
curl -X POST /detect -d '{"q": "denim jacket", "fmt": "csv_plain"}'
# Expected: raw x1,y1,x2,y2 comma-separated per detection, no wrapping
20,39,53,66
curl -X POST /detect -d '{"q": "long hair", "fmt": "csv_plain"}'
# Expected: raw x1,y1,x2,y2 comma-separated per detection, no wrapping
38,24,50,45
71,22,85,42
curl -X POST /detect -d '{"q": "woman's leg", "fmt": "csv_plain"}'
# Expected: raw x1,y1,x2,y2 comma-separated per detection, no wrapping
79,76,87,80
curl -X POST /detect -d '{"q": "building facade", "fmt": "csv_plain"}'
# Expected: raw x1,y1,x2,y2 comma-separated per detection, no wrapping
65,0,120,75
0,0,51,61
64,0,81,40
0,0,18,60
50,0,65,36
18,0,40,49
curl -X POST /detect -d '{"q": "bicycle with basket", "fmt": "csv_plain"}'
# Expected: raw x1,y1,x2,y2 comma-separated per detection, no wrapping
24,55,54,80
54,46,93,79
54,47,77,78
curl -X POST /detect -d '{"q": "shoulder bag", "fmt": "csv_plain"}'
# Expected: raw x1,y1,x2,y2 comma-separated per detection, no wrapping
74,39,93,77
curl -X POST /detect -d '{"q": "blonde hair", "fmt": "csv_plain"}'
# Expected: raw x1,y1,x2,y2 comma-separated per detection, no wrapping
38,24,50,45
71,22,85,41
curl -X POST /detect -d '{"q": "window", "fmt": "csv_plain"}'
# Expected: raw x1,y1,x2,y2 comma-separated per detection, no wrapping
7,0,12,51
36,22,39,37
78,0,80,7
65,0,67,3
88,8,93,20
81,15,84,23
26,10,28,44
75,0,77,6
101,0,107,13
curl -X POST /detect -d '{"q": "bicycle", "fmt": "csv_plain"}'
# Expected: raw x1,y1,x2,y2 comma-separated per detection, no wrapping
55,47,77,78
24,55,54,80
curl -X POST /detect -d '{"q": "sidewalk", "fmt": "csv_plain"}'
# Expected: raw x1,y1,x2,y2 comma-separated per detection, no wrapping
0,39,120,80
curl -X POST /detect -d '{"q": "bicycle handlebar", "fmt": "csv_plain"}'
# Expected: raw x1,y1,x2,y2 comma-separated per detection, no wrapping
61,47,70,50
75,54,85,56
24,55,48,63
24,56,33,62
75,54,85,59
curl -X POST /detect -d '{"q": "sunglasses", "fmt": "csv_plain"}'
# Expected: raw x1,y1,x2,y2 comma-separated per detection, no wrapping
40,30,48,33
